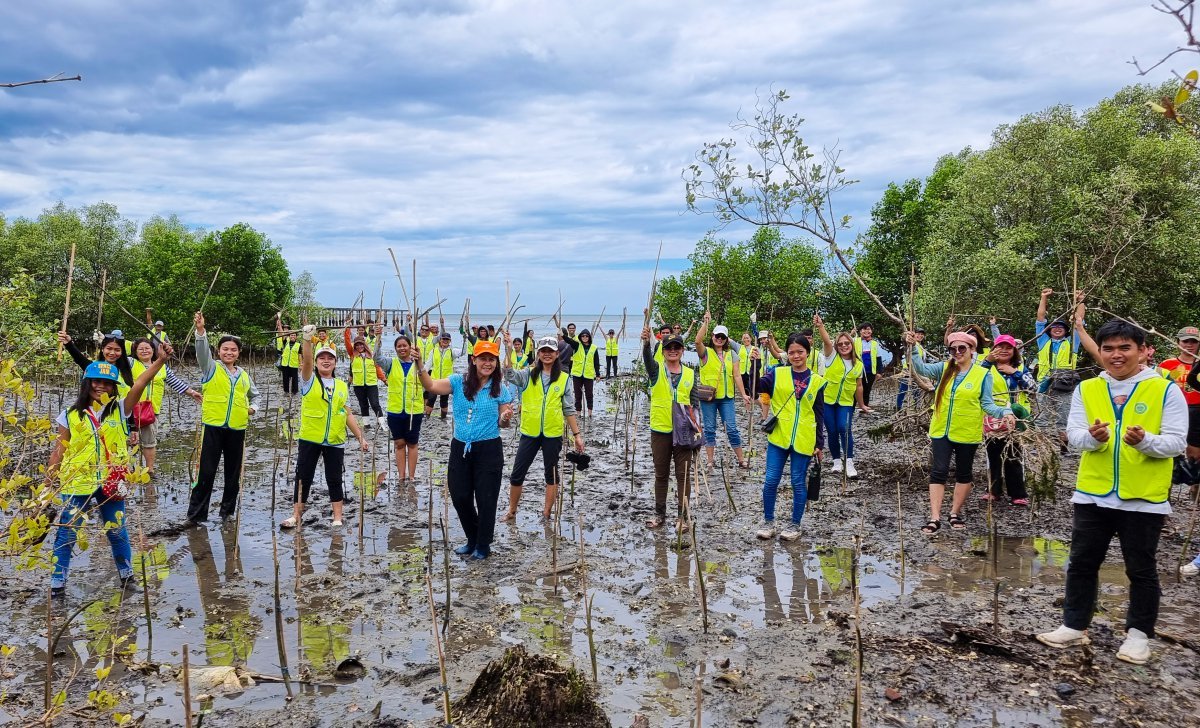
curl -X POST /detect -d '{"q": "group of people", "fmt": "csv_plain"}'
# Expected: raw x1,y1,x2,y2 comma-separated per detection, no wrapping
41,290,1200,668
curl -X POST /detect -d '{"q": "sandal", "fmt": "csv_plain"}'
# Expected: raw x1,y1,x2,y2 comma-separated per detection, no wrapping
949,513,967,530
644,515,665,529
921,519,941,535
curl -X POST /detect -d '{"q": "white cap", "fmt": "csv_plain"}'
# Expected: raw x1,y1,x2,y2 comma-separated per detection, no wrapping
536,336,558,351
315,345,337,358
757,330,769,339
713,325,729,337
154,320,164,326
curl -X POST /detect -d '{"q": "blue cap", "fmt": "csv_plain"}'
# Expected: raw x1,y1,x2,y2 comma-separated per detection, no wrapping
84,361,119,382
109,329,124,338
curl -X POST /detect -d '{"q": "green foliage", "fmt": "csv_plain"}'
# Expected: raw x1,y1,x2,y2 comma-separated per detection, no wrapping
654,227,825,338
289,269,329,326
915,84,1200,336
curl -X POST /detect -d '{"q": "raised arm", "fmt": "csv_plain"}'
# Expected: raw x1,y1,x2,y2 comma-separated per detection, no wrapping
1036,288,1052,324
814,313,833,357
57,332,93,370
1074,301,1099,362
694,311,710,363
300,325,315,381
414,344,452,396
193,311,217,379
124,344,172,412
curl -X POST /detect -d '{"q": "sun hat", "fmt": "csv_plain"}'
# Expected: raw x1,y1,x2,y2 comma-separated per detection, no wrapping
84,361,119,382
757,330,769,339
473,340,500,358
946,331,977,349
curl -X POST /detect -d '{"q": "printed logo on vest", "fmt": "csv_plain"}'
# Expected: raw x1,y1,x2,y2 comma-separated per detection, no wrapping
1134,402,1149,415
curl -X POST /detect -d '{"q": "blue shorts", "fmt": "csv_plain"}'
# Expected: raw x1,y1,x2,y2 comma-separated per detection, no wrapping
387,412,424,443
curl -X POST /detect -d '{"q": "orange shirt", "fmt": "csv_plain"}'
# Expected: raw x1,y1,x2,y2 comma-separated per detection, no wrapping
1160,357,1200,406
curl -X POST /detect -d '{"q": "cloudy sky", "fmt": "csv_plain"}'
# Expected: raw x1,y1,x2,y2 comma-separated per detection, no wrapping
0,0,1181,317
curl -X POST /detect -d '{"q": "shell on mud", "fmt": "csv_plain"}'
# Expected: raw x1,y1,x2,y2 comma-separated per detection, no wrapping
187,665,256,693
334,657,367,680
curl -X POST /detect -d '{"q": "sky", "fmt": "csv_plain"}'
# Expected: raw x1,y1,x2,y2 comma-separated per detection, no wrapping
0,0,1183,318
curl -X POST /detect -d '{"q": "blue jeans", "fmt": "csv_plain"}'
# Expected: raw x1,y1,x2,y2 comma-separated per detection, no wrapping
896,379,923,410
823,403,854,459
51,491,133,588
762,443,811,525
701,397,743,448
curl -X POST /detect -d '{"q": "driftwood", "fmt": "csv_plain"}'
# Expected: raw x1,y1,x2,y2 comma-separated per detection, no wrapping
939,622,1043,667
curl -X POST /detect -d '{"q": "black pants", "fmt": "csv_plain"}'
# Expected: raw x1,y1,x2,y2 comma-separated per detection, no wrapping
293,439,346,503
862,370,877,407
354,385,383,418
986,436,1028,500
606,356,618,377
447,438,504,554
280,366,299,394
929,437,978,485
189,426,246,522
573,376,595,412
1063,503,1164,636
510,434,564,485
424,392,449,410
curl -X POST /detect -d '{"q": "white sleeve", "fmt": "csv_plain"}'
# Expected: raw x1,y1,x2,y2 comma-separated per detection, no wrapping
1066,385,1105,451
1133,385,1189,458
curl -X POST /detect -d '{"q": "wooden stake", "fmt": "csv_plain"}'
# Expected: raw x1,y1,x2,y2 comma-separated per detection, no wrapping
96,268,107,334
642,241,664,330
425,571,453,726
57,241,76,361
182,643,192,728
44,587,52,713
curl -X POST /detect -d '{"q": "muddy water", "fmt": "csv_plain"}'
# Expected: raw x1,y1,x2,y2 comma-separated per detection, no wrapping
2,368,1199,726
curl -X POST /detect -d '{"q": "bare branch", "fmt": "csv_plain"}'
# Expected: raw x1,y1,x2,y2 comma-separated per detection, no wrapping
1131,0,1198,75
1,73,82,89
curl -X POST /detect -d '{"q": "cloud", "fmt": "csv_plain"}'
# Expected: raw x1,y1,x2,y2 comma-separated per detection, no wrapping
0,0,1184,313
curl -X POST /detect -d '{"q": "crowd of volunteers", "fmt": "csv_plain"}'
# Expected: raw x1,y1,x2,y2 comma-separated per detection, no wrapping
41,287,1200,666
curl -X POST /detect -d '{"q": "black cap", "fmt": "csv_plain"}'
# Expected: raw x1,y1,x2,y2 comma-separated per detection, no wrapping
662,335,685,349
1049,319,1069,330
914,326,925,334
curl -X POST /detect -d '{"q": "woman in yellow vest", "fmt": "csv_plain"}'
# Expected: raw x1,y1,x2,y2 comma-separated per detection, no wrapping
281,326,370,529
377,333,425,483
129,337,200,476
500,333,585,521
187,311,260,526
695,312,752,470
509,335,530,370
343,327,385,427
423,330,457,418
570,329,602,417
44,346,172,596
907,331,1014,533
275,313,301,395
754,333,827,541
739,332,762,401
1036,319,1188,665
601,328,620,377
641,326,700,529
814,314,872,478
980,334,1036,505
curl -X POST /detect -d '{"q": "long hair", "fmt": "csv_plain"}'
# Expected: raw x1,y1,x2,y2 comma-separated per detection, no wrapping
834,331,855,357
964,323,990,351
933,361,957,412
68,377,119,420
94,335,134,386
464,357,502,401
534,347,563,383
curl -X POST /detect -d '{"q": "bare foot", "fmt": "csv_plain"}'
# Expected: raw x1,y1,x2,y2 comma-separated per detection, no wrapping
498,511,517,523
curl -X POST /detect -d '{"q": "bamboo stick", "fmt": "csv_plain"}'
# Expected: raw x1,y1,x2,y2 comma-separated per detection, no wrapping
424,571,453,726
182,643,192,728
57,241,76,361
96,268,107,334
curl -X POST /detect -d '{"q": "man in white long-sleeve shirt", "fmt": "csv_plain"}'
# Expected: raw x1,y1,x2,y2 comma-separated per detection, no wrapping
1037,319,1187,665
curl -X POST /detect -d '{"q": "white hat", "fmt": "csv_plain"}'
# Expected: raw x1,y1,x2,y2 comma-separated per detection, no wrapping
713,325,729,337
315,345,337,358
757,330,769,339
536,336,558,351
154,320,164,326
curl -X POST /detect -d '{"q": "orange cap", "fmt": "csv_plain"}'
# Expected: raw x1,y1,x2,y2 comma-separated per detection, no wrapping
473,340,500,358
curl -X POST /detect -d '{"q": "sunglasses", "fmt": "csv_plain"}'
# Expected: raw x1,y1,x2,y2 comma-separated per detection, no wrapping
664,345,684,352
714,334,727,340
949,345,970,354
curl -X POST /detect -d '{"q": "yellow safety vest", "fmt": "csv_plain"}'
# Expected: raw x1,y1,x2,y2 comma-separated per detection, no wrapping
854,337,881,371
605,338,619,357
571,344,597,379
131,359,166,414
927,364,989,444
823,356,864,406
386,359,425,416
350,355,378,386
1037,337,1077,382
766,367,825,455
520,370,569,438
60,406,130,497
698,348,737,399
649,365,695,434
277,338,301,368
201,367,251,430
510,349,530,369
1076,376,1173,503
988,365,1028,409
314,337,338,356
430,346,455,378
299,376,350,446
740,346,757,376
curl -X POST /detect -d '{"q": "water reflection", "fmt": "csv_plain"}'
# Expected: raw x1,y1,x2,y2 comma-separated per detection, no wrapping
186,526,259,667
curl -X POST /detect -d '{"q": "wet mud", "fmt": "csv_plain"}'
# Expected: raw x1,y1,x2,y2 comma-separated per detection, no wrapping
2,370,1198,726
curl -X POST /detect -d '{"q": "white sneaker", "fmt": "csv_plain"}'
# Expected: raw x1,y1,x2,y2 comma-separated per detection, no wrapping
362,419,372,428
779,525,801,541
1035,625,1091,649
378,415,388,428
1181,562,1199,577
845,458,858,479
1117,628,1151,665
755,521,776,540
830,458,843,473
332,519,343,527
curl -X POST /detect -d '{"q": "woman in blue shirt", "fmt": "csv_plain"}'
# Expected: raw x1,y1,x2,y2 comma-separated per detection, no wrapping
418,339,514,559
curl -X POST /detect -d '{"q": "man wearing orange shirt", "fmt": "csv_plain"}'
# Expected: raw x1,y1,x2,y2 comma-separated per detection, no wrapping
1160,326,1200,488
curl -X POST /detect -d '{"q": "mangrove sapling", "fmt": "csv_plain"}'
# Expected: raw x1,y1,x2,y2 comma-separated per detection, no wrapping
424,570,453,727
182,643,192,728
270,528,294,698
896,477,906,593
232,435,248,562
689,515,710,634
136,515,153,661
718,459,736,513
553,465,564,596
850,535,863,728
358,447,366,553
992,581,1003,633
440,511,451,636
694,660,704,728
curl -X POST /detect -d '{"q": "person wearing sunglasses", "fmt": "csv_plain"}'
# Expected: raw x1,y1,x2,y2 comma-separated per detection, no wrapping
906,330,1014,533
642,326,699,529
814,314,872,478
186,312,260,526
695,311,752,470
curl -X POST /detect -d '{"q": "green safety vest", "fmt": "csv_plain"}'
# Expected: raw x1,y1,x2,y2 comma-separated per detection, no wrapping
277,338,301,368
1037,337,1076,382
927,364,988,444
698,348,737,399
649,365,695,434
299,377,350,446
520,370,569,438
766,367,825,455
350,355,378,386
823,355,864,406
386,360,424,416
131,359,166,414
1076,376,1173,503
60,406,130,497
571,344,597,379
201,367,251,430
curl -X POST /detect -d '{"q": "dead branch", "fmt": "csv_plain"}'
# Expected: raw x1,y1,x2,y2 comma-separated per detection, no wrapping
1,73,82,89
1131,0,1199,75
